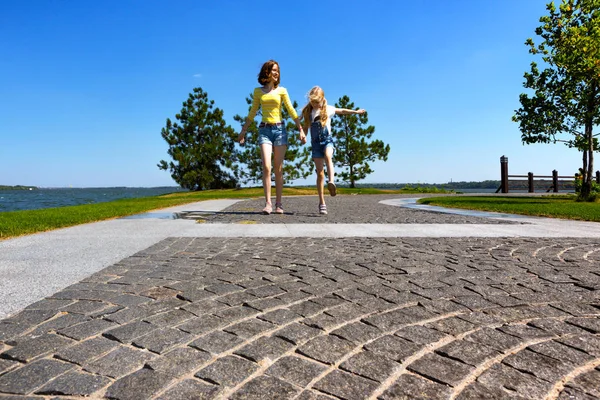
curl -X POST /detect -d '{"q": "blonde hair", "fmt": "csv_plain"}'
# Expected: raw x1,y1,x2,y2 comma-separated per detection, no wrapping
301,86,328,132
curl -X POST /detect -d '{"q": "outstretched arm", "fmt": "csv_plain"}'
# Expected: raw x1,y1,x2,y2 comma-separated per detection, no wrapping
335,108,366,115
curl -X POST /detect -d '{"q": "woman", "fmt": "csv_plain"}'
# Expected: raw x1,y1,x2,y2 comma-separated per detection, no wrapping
238,60,306,214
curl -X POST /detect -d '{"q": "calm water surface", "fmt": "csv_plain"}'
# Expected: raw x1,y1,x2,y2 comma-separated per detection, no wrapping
0,187,186,212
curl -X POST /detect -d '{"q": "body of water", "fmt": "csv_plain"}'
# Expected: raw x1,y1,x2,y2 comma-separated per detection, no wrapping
0,187,186,212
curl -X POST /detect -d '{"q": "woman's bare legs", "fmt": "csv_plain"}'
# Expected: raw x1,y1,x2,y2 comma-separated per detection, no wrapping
260,143,273,209
273,145,287,207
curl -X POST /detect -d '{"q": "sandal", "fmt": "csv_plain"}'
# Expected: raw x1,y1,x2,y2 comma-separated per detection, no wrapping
275,202,284,214
262,203,272,215
319,204,328,215
327,181,337,197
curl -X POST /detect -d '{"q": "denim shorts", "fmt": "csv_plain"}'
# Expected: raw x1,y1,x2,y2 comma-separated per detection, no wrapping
310,121,334,158
258,124,288,146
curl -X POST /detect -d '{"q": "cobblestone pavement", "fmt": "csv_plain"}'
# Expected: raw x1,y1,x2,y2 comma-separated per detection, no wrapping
1,196,600,399
198,195,522,224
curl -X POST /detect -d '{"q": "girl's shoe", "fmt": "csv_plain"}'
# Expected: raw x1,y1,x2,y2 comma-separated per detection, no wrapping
275,203,284,214
327,182,337,197
262,203,272,215
319,204,328,215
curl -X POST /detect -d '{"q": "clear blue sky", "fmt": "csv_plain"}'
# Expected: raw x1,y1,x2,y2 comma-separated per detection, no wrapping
0,0,582,188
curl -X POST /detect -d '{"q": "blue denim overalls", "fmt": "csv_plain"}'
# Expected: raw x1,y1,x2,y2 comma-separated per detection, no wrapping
310,117,334,158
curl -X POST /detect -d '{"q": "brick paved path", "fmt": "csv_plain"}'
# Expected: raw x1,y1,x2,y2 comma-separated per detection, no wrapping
1,196,599,399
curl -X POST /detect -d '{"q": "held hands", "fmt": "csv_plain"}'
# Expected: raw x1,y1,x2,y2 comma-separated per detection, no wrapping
299,130,307,145
237,131,246,145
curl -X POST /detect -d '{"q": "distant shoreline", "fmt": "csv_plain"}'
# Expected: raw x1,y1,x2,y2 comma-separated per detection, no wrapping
0,185,37,191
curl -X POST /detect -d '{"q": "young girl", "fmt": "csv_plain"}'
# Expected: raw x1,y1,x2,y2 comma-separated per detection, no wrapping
238,60,306,215
301,86,365,215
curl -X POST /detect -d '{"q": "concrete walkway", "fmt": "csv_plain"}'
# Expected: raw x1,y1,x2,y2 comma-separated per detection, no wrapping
0,194,599,399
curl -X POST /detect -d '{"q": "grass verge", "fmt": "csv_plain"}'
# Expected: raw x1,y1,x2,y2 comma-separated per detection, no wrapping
1,186,440,239
418,195,600,222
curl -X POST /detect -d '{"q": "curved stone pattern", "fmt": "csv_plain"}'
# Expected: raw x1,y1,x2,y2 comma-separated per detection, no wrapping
201,195,523,224
0,237,599,399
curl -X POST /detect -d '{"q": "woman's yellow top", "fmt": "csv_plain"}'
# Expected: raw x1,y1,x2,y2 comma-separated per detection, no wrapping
247,86,298,123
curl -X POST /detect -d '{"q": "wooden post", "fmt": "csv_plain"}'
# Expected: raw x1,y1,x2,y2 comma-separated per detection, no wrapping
552,170,558,193
500,156,509,193
528,172,534,193
596,170,600,184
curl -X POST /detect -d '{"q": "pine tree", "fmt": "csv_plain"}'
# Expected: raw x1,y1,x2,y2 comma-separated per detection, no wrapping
158,88,239,190
331,95,390,188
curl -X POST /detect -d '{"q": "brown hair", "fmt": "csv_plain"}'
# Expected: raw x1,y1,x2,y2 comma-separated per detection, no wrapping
258,60,280,88
301,86,328,131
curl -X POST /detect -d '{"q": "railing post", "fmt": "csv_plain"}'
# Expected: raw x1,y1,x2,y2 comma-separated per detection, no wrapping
552,170,558,192
500,156,509,193
528,172,534,193
596,170,600,184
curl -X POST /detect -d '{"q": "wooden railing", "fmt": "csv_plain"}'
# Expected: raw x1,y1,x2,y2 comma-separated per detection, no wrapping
496,155,598,193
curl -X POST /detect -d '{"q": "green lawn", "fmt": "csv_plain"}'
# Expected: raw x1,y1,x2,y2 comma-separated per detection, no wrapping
0,186,433,239
418,195,600,222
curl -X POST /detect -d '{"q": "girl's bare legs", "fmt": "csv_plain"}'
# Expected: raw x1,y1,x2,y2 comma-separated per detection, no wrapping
273,145,287,207
314,158,326,205
260,144,273,208
324,147,336,196
324,147,335,183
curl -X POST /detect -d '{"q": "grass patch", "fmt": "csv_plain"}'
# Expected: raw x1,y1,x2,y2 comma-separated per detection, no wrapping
418,195,600,222
1,186,446,239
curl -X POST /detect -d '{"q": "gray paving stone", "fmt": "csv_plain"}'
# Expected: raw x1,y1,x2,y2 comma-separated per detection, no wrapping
258,309,302,325
503,348,574,382
497,323,556,339
29,313,90,336
54,336,120,365
330,321,382,344
436,340,500,366
214,305,260,323
557,387,599,400
297,335,355,365
235,336,294,363
155,379,221,400
2,333,74,362
0,358,20,376
230,375,300,400
313,369,379,400
457,381,528,399
528,340,594,365
0,359,74,395
408,353,474,386
266,355,327,386
364,335,422,362
181,299,228,316
476,363,553,398
426,316,477,335
395,324,449,345
566,317,600,333
105,368,173,400
565,369,600,397
527,318,590,336
103,320,158,343
463,327,522,351
340,351,399,382
558,334,600,356
195,355,258,387
36,370,111,396
144,309,195,327
379,373,452,399
57,318,118,340
132,327,192,354
275,323,323,345
83,346,154,379
224,319,276,339
189,330,245,354
60,300,110,315
177,314,225,335
146,346,211,376
24,299,75,310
